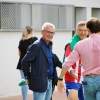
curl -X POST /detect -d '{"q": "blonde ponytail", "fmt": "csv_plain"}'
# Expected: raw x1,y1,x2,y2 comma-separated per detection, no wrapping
20,29,28,40
20,26,33,40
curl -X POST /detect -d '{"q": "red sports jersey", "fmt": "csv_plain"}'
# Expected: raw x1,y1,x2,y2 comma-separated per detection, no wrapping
64,44,83,83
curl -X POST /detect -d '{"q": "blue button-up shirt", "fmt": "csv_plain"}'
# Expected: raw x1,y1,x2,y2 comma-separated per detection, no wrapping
42,39,54,79
46,44,54,78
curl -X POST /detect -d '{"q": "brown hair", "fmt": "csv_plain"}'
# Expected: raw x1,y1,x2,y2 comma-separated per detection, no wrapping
86,17,100,33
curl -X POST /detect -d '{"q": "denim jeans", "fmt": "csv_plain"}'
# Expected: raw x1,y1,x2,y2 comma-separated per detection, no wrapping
20,70,28,100
83,76,100,100
33,79,52,100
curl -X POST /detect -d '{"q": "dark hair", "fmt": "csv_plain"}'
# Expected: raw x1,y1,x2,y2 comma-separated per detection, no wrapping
86,17,100,33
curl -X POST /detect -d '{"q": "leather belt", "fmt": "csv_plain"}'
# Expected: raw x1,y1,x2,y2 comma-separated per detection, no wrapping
84,74,100,77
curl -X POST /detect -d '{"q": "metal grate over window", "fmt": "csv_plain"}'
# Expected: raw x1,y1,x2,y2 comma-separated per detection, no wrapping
0,2,75,30
1,3,21,29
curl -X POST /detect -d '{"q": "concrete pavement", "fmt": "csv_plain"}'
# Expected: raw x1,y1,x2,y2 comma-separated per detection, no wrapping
0,90,67,100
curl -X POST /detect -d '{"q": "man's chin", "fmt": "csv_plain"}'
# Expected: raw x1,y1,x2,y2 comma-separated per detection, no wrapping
81,37,86,40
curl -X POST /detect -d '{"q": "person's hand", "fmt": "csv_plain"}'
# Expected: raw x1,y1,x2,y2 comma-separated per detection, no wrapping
57,80,65,94
26,79,29,85
70,69,78,80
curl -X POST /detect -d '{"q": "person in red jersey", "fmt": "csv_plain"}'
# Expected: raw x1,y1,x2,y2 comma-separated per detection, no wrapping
63,21,88,100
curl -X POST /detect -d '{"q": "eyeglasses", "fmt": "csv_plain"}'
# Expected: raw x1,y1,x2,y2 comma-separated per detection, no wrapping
43,30,55,34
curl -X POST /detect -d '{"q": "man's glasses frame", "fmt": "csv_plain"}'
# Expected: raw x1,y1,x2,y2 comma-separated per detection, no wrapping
43,30,55,34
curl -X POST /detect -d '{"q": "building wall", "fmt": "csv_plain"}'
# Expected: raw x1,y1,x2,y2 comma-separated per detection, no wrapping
1,0,100,98
0,31,72,98
1,0,100,8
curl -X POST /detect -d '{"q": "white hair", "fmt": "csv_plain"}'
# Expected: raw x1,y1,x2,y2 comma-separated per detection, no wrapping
76,21,86,29
42,22,55,31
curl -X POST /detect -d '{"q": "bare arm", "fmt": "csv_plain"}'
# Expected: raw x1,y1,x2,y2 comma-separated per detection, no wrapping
59,67,68,79
57,45,80,93
18,49,21,56
57,67,67,93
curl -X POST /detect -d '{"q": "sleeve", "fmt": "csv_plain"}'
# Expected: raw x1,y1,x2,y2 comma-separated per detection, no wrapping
18,40,22,51
22,43,39,79
54,54,62,69
63,44,80,70
32,37,38,43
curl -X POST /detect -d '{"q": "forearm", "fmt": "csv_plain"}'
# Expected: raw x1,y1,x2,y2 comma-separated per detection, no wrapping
59,67,68,78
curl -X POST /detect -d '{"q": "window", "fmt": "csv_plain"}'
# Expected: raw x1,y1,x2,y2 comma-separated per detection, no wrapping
1,3,21,29
0,3,75,30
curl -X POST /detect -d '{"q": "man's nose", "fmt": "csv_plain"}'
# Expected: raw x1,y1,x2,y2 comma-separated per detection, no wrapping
81,31,86,34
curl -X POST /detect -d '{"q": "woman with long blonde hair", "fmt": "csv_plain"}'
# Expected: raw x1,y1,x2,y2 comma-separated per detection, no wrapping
17,26,38,100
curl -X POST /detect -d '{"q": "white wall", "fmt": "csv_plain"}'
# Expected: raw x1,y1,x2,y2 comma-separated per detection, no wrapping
1,0,100,8
0,0,100,98
0,31,72,98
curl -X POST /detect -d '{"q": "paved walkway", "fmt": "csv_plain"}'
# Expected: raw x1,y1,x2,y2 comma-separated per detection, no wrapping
0,90,67,100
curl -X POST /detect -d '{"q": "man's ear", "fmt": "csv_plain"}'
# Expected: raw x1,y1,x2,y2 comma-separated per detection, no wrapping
41,30,43,35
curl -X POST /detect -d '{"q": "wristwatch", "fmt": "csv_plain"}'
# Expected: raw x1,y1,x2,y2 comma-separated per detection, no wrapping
58,77,63,81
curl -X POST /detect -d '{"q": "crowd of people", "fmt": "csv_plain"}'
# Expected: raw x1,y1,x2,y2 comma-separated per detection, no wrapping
17,17,100,100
